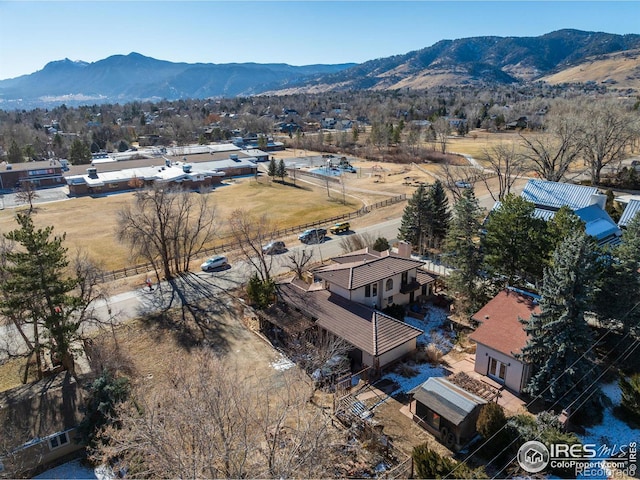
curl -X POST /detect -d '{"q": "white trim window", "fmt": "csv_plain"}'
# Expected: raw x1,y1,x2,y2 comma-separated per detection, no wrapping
48,431,70,451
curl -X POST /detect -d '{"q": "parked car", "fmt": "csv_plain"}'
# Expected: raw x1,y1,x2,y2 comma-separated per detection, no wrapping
262,241,286,255
298,228,327,244
454,181,472,188
329,221,350,234
201,255,228,271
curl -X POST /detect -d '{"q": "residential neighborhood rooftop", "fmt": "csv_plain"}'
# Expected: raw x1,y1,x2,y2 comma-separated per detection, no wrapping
520,179,599,211
411,377,487,427
314,251,427,291
278,281,423,356
470,290,540,358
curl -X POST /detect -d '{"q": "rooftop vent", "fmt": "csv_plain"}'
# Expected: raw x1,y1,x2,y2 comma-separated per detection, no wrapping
87,167,98,179
182,164,192,173
230,153,239,162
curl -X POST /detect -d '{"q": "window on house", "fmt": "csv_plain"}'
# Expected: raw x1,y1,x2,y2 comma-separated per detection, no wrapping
48,431,70,451
488,357,507,382
385,279,393,291
388,296,393,305
372,283,378,297
426,409,441,429
365,284,371,297
401,271,408,284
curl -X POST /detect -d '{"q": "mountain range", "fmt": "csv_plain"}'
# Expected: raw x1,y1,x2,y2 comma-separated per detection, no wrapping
1,29,640,109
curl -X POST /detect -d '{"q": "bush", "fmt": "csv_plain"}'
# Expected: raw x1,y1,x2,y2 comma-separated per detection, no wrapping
372,237,390,252
246,274,276,309
395,361,418,378
620,372,640,420
412,443,487,479
475,402,510,460
77,370,130,449
425,343,444,364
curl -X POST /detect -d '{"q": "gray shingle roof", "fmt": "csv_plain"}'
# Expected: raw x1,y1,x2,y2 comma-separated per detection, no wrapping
412,377,486,426
278,282,423,357
521,179,598,211
315,254,426,290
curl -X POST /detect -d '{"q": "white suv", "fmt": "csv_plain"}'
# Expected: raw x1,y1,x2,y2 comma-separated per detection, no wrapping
201,255,228,271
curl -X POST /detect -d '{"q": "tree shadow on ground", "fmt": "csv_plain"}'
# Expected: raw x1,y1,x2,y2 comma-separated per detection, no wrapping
137,272,244,356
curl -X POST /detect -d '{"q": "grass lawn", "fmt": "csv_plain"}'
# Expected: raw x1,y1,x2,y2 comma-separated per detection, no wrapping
0,177,361,271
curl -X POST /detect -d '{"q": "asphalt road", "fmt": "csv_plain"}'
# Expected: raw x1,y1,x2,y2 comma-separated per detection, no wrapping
0,175,507,361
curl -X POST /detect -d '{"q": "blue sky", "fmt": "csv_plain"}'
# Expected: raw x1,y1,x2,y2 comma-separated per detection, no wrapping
0,1,638,80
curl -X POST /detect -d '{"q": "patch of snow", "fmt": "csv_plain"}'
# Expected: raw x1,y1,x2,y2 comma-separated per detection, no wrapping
382,362,445,396
578,381,639,448
374,461,390,473
270,353,295,371
33,459,105,479
404,305,454,352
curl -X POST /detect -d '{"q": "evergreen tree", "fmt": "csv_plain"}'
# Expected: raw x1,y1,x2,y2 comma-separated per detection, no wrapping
482,194,549,287
277,158,287,183
77,370,131,448
412,443,487,479
518,231,602,412
0,214,88,379
398,184,434,254
444,188,485,314
372,237,390,252
619,372,640,420
7,140,23,163
267,157,277,179
546,205,585,254
594,212,640,334
69,138,92,165
429,180,450,248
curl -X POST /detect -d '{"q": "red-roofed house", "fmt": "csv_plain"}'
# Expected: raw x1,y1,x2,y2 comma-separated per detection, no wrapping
469,290,540,393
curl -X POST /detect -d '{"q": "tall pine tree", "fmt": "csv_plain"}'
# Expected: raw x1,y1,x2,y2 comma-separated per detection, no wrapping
482,194,549,287
444,188,485,315
267,157,277,180
429,180,450,248
398,184,434,254
0,214,89,379
594,212,640,334
518,231,602,412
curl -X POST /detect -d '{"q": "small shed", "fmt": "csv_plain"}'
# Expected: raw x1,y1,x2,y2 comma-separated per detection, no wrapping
409,377,486,450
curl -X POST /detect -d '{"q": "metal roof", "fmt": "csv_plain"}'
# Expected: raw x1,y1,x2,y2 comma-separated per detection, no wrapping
575,204,622,241
619,199,640,228
412,377,486,427
521,179,598,210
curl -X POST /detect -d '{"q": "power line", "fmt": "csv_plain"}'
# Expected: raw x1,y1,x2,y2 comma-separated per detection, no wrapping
443,300,640,479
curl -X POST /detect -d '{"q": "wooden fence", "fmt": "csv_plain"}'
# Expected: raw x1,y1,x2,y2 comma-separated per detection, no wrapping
98,194,407,283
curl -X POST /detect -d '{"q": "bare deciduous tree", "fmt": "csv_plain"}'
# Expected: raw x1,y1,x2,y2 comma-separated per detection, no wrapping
228,209,278,282
14,180,38,213
432,117,451,154
519,113,583,182
286,248,314,279
117,185,217,280
339,232,376,253
437,162,479,201
92,351,334,479
579,100,639,185
479,142,527,201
